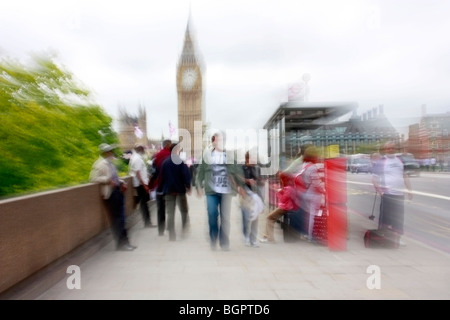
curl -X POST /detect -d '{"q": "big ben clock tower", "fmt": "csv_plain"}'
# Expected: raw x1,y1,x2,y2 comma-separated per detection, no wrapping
176,14,205,160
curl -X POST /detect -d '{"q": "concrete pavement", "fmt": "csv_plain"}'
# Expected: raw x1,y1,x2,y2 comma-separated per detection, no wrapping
33,190,450,300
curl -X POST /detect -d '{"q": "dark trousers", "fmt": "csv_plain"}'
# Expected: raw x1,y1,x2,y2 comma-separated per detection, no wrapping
156,193,166,235
105,187,130,248
135,185,151,225
379,194,405,235
165,193,190,241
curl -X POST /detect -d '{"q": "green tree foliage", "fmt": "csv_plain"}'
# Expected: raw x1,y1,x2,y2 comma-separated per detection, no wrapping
0,53,119,198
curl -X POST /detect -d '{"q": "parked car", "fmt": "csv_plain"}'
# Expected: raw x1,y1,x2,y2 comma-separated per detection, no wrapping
349,157,372,174
396,153,421,176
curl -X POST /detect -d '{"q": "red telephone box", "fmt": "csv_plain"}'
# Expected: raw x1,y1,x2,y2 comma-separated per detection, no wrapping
324,157,347,251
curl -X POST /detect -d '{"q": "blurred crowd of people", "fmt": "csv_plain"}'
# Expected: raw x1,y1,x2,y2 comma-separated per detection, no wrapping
90,133,413,252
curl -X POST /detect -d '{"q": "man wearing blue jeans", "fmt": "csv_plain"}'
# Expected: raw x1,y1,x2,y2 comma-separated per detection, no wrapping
206,193,233,250
195,131,246,251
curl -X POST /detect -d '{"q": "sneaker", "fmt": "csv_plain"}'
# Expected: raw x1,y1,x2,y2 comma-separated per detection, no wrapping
259,237,274,243
399,239,407,247
250,242,260,248
117,244,136,251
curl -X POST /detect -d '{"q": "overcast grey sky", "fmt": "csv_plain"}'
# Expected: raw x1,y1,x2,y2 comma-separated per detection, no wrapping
1,0,449,139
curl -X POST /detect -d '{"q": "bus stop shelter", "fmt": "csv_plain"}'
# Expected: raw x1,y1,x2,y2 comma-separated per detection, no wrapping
263,100,358,170
263,101,357,251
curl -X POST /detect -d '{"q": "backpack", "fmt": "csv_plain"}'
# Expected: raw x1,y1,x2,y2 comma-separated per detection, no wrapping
364,228,399,249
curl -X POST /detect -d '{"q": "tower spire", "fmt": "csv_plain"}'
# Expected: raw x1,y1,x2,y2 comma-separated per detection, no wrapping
188,2,192,28
179,9,197,65
176,8,205,160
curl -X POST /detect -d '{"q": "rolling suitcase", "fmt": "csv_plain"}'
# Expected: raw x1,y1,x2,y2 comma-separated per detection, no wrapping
364,228,399,249
364,190,399,249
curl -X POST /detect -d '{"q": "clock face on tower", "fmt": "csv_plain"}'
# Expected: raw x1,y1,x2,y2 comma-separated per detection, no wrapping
182,68,197,90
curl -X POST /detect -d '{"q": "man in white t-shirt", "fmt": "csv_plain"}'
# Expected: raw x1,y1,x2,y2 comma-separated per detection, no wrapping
372,141,413,246
195,131,246,251
129,143,154,227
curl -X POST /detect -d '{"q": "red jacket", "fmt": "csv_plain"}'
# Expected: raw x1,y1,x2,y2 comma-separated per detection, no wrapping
149,147,171,190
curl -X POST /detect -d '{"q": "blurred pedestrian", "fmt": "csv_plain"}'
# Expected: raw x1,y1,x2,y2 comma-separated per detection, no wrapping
149,139,172,236
195,131,246,251
240,150,264,247
129,143,154,228
372,141,413,246
260,144,314,243
160,143,192,241
89,143,136,251
189,161,199,188
297,146,326,242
